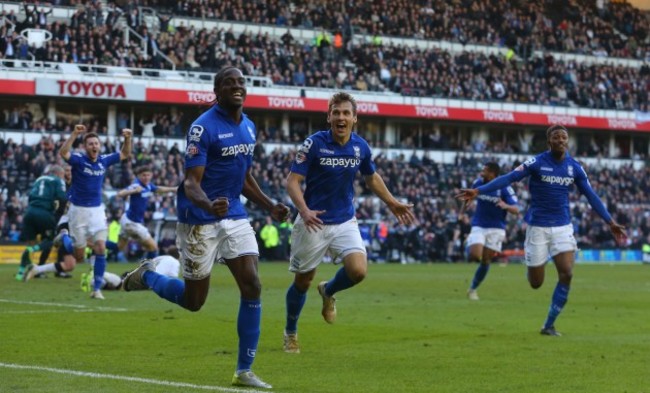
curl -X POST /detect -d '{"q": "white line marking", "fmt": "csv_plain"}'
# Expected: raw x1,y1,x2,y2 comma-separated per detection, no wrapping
0,298,127,312
0,362,273,393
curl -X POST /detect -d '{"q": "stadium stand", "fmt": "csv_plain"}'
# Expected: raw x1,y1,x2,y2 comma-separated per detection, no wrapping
0,0,649,262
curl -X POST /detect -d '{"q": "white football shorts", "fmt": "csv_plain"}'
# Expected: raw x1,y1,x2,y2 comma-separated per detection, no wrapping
466,226,506,252
176,219,258,280
289,216,366,273
524,224,577,267
119,214,152,241
68,204,108,248
153,255,180,278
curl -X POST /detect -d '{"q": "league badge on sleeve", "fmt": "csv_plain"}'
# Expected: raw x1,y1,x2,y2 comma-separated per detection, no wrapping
186,143,199,158
295,151,306,164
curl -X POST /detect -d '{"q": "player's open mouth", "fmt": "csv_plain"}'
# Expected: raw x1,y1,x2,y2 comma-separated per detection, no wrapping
232,92,244,99
336,123,346,130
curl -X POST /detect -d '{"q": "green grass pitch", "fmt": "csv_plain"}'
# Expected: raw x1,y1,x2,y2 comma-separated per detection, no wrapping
0,262,648,393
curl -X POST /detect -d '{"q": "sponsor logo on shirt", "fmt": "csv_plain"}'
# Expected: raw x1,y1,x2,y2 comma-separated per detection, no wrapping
320,148,335,154
221,143,255,157
188,125,204,142
83,167,105,176
218,132,234,139
319,157,361,167
541,166,553,171
477,194,501,204
540,175,574,186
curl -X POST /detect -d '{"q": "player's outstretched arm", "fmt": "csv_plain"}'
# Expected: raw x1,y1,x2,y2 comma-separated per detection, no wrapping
156,185,179,194
365,173,415,226
286,172,324,232
456,188,479,202
609,221,628,245
243,169,290,222
575,174,628,245
60,124,85,161
117,185,143,198
119,128,133,160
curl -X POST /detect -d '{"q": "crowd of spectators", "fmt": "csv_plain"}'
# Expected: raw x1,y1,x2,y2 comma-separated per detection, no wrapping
1,135,648,261
0,104,189,138
142,0,650,61
2,1,650,111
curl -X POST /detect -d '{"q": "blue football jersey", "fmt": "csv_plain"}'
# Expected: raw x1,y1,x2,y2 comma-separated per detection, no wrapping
290,130,376,225
125,179,158,223
177,105,256,224
471,178,518,229
66,152,120,207
477,151,611,226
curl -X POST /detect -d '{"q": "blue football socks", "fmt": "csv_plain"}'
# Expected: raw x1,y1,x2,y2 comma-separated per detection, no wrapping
543,282,570,329
146,250,159,259
61,234,74,254
236,298,261,373
285,283,307,334
324,267,356,296
144,271,185,306
470,263,490,290
93,254,106,291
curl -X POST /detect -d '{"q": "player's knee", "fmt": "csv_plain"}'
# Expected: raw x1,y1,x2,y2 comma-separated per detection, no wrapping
241,280,262,299
558,271,573,284
348,269,366,284
529,281,543,289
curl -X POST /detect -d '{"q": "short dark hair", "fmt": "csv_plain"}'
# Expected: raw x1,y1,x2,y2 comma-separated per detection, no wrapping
83,132,99,143
484,162,500,176
546,124,568,139
213,66,239,91
328,92,357,115
135,166,152,176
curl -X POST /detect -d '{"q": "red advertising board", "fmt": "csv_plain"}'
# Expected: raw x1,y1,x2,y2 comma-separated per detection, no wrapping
1,80,648,132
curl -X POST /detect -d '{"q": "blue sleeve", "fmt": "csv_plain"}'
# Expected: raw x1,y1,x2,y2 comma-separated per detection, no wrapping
477,170,527,194
67,152,82,166
184,124,208,169
502,186,519,207
101,152,121,167
574,165,612,223
290,137,316,176
359,142,376,176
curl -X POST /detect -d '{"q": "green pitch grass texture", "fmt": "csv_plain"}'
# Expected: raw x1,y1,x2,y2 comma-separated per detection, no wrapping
0,262,648,393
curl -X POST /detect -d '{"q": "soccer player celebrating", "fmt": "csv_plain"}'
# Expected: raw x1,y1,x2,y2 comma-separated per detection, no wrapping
122,66,289,389
456,125,627,336
116,165,178,259
464,162,520,300
282,92,415,353
48,125,132,299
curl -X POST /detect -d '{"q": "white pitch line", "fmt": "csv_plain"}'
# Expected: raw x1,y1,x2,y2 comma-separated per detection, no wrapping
0,298,128,312
0,362,274,393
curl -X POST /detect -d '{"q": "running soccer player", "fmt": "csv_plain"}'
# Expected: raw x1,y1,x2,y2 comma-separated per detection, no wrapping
116,165,178,259
456,125,627,336
121,66,289,389
465,162,520,300
54,125,132,299
282,91,415,354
